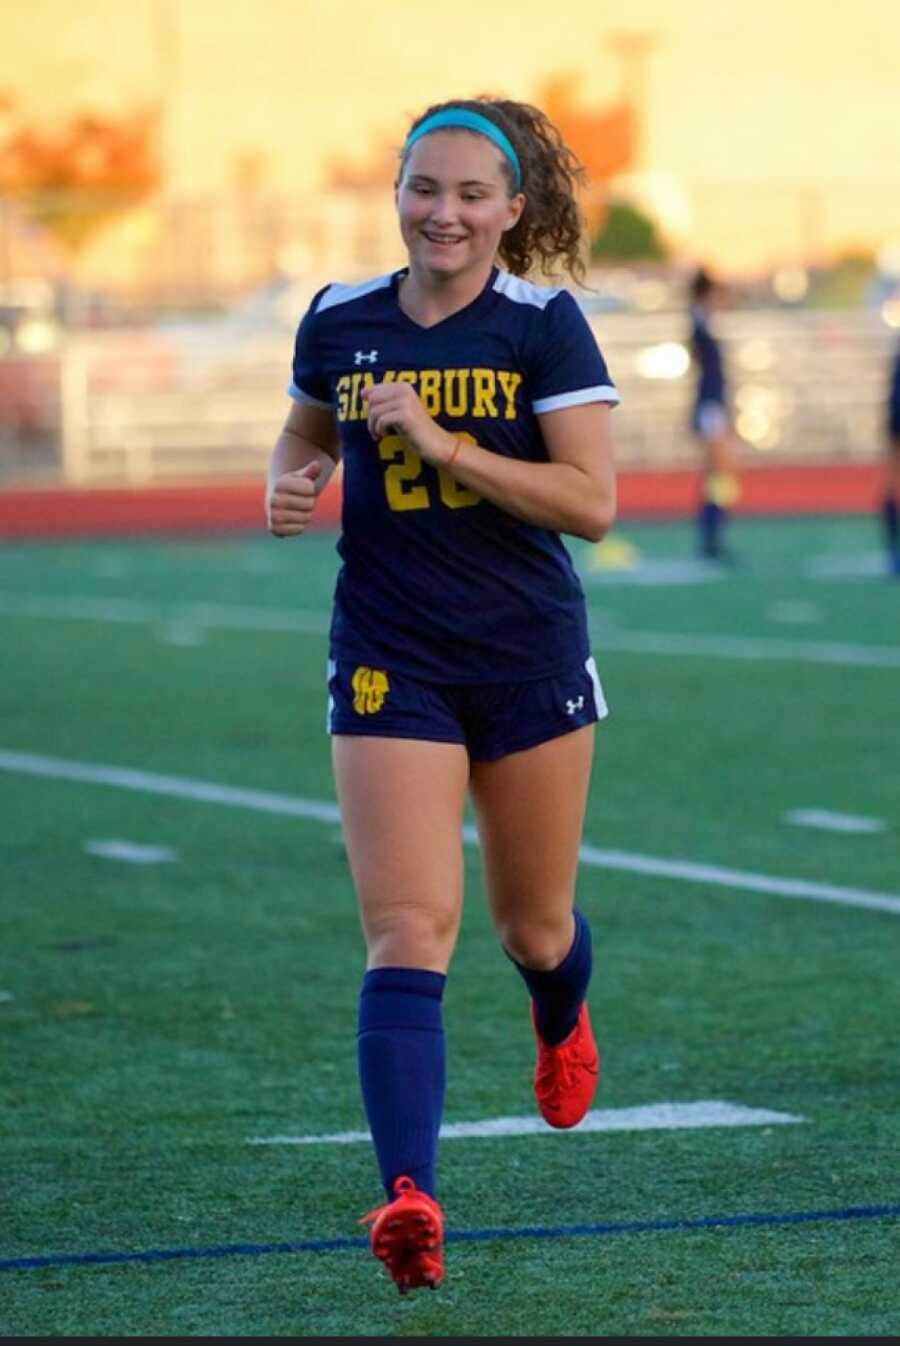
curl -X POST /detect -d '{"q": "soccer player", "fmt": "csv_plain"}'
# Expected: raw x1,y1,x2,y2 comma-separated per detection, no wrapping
882,338,900,576
266,97,618,1293
688,266,740,561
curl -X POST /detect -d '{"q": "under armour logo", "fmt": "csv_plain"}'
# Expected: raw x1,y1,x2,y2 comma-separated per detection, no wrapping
354,349,378,365
565,695,585,715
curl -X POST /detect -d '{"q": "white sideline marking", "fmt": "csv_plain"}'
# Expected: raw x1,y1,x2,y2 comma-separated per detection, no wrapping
805,550,885,579
159,621,205,647
0,750,341,823
2,750,899,915
582,558,723,587
0,593,330,635
766,600,822,625
575,843,900,915
1,591,899,669
246,1100,804,1146
784,809,887,835
588,626,900,670
85,839,177,864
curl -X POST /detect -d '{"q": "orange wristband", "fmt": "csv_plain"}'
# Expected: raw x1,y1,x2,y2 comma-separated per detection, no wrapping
445,436,463,468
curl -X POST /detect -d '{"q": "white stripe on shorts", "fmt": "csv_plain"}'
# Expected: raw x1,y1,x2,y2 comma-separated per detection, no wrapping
326,658,336,732
585,655,609,721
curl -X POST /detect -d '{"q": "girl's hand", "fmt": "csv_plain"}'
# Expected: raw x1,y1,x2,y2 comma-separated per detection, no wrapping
362,381,457,466
267,459,322,537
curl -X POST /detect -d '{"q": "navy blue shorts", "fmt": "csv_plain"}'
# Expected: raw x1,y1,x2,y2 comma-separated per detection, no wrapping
327,656,608,761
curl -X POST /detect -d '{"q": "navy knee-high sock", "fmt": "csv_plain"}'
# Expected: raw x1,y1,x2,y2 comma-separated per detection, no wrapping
698,499,726,557
357,967,446,1199
508,908,593,1046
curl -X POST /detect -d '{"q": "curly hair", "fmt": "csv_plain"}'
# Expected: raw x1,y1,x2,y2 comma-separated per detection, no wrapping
399,96,588,285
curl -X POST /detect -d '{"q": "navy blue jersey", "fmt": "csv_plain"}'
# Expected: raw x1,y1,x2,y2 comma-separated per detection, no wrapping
888,344,900,438
289,266,618,683
689,304,727,415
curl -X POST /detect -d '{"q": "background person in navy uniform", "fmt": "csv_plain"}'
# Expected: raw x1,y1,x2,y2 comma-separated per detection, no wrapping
688,266,740,561
266,97,618,1293
882,339,900,575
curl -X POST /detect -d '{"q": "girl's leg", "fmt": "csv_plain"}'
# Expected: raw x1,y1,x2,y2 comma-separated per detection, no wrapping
469,724,594,977
698,428,739,559
333,735,468,1202
470,726,599,1126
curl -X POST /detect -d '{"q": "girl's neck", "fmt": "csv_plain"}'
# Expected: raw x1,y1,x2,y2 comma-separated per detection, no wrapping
398,263,493,327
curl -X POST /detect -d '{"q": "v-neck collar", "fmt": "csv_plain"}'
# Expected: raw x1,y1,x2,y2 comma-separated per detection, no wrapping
392,266,498,333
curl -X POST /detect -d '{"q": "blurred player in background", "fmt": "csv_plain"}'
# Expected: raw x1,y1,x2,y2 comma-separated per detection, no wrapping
882,338,900,575
688,266,740,562
266,96,618,1293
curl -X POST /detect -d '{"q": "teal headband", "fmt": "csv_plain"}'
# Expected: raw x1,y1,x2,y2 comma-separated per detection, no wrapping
404,109,522,190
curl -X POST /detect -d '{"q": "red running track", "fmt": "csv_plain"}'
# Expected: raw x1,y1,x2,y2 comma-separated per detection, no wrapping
0,463,884,540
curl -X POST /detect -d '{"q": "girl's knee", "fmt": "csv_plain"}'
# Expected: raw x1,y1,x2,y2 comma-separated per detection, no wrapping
497,908,575,971
364,896,459,968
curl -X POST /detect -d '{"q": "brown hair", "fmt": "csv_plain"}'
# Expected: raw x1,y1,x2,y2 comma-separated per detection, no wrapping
399,96,588,285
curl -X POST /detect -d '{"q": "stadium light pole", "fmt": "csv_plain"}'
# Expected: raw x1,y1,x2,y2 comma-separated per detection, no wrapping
604,29,661,172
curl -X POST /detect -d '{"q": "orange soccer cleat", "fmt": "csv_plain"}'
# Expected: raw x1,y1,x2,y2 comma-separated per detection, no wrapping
359,1175,444,1294
532,1000,600,1129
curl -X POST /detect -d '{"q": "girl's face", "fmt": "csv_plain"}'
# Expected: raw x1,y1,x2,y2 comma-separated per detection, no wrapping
397,130,524,283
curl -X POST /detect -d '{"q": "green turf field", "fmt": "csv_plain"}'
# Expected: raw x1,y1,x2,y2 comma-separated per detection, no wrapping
1,514,898,1337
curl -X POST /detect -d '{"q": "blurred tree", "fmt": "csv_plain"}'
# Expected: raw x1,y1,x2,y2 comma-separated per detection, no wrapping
0,100,160,253
807,251,876,308
591,199,667,261
537,76,635,233
323,78,636,223
325,142,399,192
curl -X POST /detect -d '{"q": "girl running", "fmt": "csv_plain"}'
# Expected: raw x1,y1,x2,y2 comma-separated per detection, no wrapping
266,96,618,1293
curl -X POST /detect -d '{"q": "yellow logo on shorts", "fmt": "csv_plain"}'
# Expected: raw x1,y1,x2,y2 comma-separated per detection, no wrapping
351,666,390,714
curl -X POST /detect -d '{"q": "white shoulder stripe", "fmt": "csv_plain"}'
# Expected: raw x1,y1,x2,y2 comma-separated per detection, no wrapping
288,381,332,409
314,273,394,314
533,385,621,414
493,270,562,310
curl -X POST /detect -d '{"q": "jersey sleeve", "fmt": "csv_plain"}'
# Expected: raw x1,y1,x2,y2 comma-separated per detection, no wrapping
288,286,332,407
529,290,620,414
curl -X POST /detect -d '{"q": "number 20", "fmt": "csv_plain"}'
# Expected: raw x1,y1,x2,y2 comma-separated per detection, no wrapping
378,434,481,512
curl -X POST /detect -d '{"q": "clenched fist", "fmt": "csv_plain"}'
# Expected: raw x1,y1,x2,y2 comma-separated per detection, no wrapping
267,459,323,537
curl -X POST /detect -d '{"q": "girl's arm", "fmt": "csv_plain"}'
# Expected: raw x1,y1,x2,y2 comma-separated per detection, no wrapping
363,382,616,542
266,400,340,537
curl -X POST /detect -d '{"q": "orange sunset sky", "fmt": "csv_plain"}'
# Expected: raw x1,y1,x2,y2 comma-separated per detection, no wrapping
4,0,900,272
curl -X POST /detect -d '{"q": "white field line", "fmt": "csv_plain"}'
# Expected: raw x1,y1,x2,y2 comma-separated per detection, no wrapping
85,839,178,864
805,550,886,579
0,592,329,635
0,750,341,823
588,627,900,670
784,809,887,834
246,1100,804,1146
1,750,898,916
582,558,723,587
1,591,899,668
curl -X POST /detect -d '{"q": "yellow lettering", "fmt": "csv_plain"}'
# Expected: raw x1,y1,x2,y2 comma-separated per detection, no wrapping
335,374,351,422
348,372,375,420
379,434,429,511
443,369,469,417
352,666,390,714
348,372,362,421
418,369,442,416
497,370,523,420
471,368,498,417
